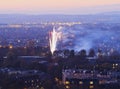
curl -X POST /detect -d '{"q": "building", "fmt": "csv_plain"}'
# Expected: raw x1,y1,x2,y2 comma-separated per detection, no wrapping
62,69,99,89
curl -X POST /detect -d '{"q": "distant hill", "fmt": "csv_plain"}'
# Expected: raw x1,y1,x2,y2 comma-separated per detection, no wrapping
0,11,120,24
100,11,120,15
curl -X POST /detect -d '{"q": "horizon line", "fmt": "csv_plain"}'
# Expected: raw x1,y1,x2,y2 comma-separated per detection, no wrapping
0,10,120,16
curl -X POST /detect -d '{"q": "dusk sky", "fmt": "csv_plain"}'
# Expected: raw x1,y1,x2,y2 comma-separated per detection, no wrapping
0,0,120,14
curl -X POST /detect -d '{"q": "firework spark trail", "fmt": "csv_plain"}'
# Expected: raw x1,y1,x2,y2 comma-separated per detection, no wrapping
49,27,59,55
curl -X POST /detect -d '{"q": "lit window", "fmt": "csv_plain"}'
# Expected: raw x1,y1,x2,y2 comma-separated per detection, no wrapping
55,77,59,82
79,81,83,84
40,87,44,89
65,85,70,89
116,64,118,66
65,81,70,85
90,81,93,85
89,85,94,89
9,45,13,49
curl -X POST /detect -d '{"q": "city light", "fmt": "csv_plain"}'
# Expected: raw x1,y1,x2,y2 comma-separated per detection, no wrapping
9,45,13,49
65,81,70,85
65,85,70,89
89,85,94,89
90,81,94,85
79,81,83,84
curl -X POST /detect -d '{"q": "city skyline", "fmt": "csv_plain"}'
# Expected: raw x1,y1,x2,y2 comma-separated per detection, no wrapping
0,0,120,14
